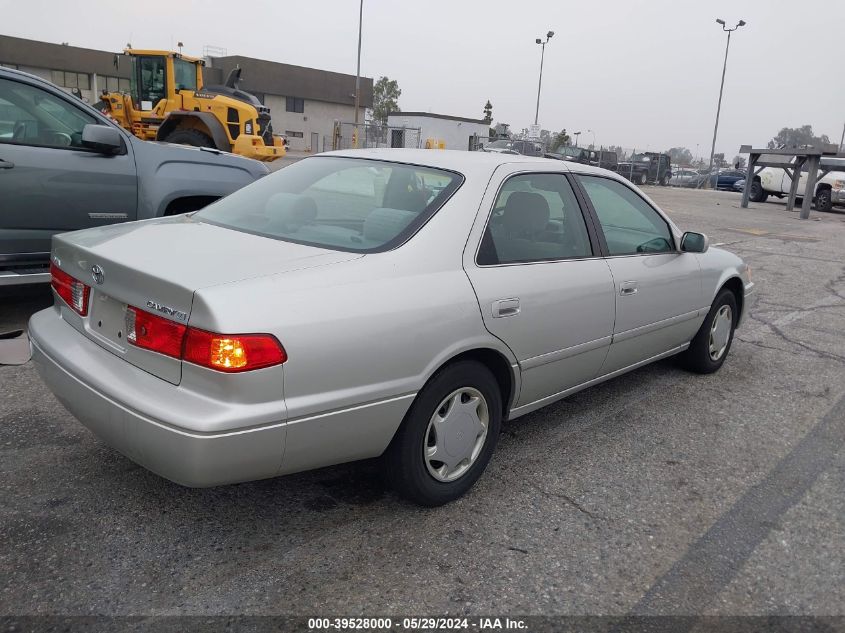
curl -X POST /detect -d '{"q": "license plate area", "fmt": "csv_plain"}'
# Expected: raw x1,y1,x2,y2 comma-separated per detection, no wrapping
87,291,129,351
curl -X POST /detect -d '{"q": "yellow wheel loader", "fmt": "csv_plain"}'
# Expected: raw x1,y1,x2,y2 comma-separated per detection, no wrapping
95,49,285,161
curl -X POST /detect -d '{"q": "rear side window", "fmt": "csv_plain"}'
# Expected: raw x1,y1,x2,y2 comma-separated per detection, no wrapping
578,175,674,255
196,157,463,252
478,173,593,265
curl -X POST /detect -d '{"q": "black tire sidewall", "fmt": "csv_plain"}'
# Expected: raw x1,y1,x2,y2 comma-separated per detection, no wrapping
683,289,738,373
816,189,832,212
384,361,502,506
164,129,215,148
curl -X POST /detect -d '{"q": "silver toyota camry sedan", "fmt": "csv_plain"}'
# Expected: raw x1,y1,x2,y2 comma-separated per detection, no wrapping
30,149,754,506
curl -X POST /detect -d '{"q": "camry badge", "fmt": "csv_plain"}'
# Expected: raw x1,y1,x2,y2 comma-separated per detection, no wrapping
91,264,105,285
146,300,188,322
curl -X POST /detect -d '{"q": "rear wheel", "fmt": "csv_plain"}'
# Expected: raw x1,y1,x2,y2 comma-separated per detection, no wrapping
748,180,768,203
659,174,669,186
162,128,215,149
679,289,737,374
383,361,502,506
815,188,833,212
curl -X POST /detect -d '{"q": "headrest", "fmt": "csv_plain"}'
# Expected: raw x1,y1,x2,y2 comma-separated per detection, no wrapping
502,192,550,234
264,193,317,230
363,207,417,243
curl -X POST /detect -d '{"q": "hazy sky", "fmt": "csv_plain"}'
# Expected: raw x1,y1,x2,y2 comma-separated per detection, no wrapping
3,0,844,158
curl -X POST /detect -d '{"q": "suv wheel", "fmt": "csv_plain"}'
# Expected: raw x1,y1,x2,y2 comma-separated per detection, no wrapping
383,361,502,506
638,172,648,185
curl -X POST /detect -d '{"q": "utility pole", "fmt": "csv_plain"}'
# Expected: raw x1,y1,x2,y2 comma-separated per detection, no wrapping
707,18,746,187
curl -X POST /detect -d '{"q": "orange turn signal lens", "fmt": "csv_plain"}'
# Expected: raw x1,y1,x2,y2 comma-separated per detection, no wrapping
183,328,286,372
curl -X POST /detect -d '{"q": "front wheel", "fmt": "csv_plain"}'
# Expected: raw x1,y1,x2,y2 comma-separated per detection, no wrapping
383,361,502,506
638,172,648,186
162,128,216,149
748,180,768,203
815,188,833,212
679,289,738,374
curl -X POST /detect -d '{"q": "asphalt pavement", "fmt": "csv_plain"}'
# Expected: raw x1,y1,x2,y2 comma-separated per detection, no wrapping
1,186,844,625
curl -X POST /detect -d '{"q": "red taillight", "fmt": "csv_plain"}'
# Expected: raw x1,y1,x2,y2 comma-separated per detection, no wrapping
50,263,90,316
125,306,186,359
183,328,286,372
124,306,286,372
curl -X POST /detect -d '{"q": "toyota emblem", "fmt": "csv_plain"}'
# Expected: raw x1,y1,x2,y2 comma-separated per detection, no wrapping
91,264,105,285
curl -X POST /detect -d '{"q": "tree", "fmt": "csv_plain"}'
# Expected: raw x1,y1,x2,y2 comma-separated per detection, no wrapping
732,155,747,169
551,129,570,151
713,153,726,168
666,147,694,166
483,100,492,124
372,76,401,126
767,125,830,149
539,129,552,147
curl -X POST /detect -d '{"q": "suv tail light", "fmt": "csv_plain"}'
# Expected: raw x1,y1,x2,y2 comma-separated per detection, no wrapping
125,305,286,372
50,263,90,316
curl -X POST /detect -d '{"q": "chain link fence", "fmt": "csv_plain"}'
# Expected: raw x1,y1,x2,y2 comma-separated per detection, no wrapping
330,122,422,151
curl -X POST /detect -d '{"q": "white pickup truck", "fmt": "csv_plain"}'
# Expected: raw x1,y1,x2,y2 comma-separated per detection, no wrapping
748,166,845,211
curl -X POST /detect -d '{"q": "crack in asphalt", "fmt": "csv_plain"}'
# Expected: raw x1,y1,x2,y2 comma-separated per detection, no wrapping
523,479,606,521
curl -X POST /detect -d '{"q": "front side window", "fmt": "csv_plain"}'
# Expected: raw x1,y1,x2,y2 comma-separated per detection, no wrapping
173,59,197,91
578,175,674,255
477,173,593,265
196,157,463,252
0,77,95,149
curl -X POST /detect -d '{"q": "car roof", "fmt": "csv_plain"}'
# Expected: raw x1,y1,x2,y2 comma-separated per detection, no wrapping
322,148,624,179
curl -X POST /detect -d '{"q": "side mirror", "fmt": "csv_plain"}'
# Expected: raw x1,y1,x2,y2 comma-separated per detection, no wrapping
681,231,709,253
81,124,123,154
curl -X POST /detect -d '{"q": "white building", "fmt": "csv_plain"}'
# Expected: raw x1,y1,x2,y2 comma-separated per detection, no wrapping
387,112,490,151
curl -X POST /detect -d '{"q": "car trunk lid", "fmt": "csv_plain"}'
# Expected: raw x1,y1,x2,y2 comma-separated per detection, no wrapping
51,214,360,384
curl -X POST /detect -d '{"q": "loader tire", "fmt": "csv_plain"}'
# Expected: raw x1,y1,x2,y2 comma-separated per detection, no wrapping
162,129,215,149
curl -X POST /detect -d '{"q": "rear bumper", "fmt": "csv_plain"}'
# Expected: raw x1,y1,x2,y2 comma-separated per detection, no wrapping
231,134,286,162
29,308,286,487
29,307,415,487
0,269,50,286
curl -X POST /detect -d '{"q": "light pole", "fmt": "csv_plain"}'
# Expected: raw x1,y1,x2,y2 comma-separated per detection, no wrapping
534,30,554,126
707,18,746,186
574,131,581,147
587,129,596,148
353,0,363,127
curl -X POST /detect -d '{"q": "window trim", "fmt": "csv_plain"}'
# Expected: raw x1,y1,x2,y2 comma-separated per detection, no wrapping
571,172,677,258
285,96,305,113
474,170,603,267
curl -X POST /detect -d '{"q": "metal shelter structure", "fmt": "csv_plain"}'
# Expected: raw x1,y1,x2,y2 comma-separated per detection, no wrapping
740,145,845,219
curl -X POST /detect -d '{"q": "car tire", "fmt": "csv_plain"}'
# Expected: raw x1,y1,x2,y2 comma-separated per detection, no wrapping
162,128,216,149
638,172,648,186
815,188,833,212
659,174,669,186
679,289,738,374
748,180,768,203
383,360,502,506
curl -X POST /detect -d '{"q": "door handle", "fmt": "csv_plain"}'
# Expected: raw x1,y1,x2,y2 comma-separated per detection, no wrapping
619,282,638,296
492,298,520,318
0,159,14,170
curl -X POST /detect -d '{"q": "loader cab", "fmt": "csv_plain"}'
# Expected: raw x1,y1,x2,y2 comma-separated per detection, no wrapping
125,50,203,112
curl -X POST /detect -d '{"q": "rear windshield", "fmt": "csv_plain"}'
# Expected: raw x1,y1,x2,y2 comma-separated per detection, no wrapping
195,157,463,252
